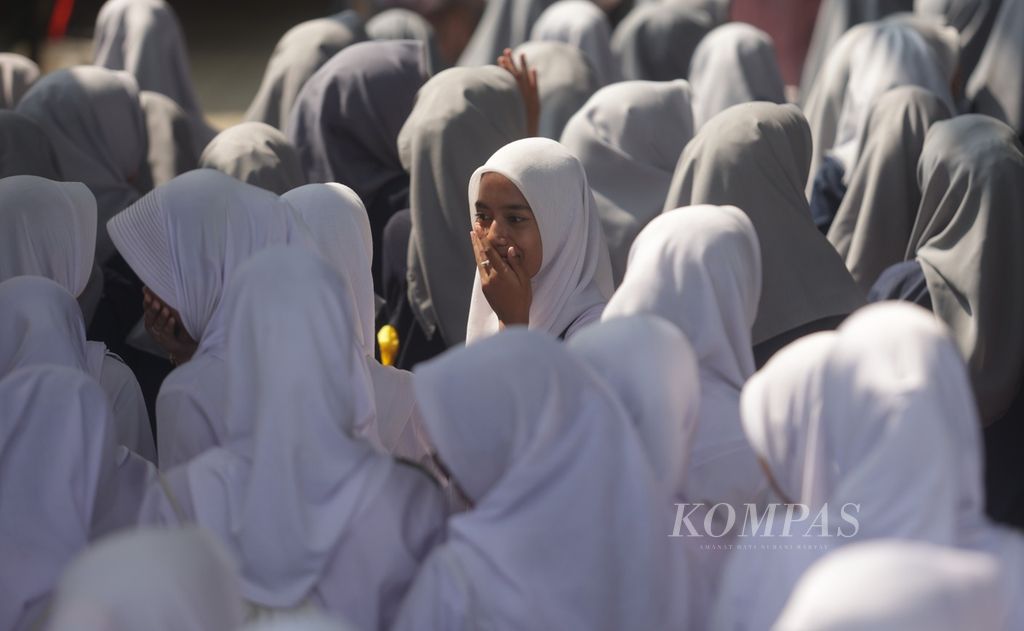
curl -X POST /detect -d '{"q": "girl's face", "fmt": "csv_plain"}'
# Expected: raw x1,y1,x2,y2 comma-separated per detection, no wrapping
474,172,543,279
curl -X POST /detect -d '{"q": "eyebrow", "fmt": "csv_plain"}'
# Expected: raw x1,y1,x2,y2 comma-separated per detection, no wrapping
475,201,533,212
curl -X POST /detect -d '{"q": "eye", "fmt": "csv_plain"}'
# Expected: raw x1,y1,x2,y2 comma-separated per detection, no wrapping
508,215,528,224
474,212,492,224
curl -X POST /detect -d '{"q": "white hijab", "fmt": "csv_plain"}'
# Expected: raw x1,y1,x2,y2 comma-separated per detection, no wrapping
915,0,1002,82
0,53,39,108
664,102,865,345
774,541,1008,631
465,137,613,342
245,11,366,129
199,122,306,195
611,2,713,82
688,22,786,128
529,0,617,86
399,66,526,345
46,527,244,631
0,175,96,297
604,205,767,507
456,0,555,67
561,79,695,283
512,40,599,140
139,90,200,187
93,0,213,146
16,66,148,263
826,86,951,292
829,20,957,174
161,247,391,608
0,366,117,631
395,330,688,631
908,114,1024,423
366,9,443,74
966,0,1024,137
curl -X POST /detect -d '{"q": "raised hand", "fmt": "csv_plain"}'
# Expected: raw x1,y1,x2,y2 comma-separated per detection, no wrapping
143,286,198,365
471,222,532,327
498,48,540,137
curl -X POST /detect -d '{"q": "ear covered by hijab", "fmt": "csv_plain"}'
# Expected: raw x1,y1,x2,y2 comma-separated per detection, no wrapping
465,137,613,343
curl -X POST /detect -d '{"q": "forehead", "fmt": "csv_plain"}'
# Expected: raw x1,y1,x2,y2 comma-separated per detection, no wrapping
477,172,532,210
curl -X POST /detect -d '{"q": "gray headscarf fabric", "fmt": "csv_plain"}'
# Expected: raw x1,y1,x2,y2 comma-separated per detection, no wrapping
93,0,214,148
0,111,62,180
529,0,618,86
799,0,915,100
512,41,599,140
966,0,1024,137
286,41,430,207
16,66,148,264
245,11,366,129
688,23,787,128
908,114,1024,422
398,66,526,344
199,122,306,195
561,80,695,284
139,91,199,187
611,3,713,82
457,0,556,67
0,53,40,109
664,102,865,344
827,86,951,292
366,8,444,74
915,0,1002,83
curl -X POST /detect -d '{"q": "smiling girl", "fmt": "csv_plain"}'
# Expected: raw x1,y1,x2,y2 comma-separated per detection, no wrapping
466,137,613,342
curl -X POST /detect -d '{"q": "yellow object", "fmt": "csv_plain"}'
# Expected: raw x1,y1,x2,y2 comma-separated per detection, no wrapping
378,324,399,366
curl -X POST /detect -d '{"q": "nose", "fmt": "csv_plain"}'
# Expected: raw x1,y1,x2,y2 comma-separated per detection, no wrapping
486,219,511,247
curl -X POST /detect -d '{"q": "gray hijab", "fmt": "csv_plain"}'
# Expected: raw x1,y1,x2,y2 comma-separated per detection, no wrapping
0,53,40,109
561,80,695,284
0,111,62,180
827,86,950,292
399,66,526,344
909,114,1024,423
611,2,713,82
799,0,915,100
664,102,865,344
245,11,366,129
966,0,1024,137
529,0,618,86
199,122,306,195
139,91,199,187
16,66,148,264
915,0,1002,83
457,0,556,67
93,0,214,147
286,41,430,206
366,8,444,74
512,41,598,140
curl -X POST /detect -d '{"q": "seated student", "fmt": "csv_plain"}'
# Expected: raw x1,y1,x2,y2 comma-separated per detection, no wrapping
46,527,245,631
663,102,865,367
139,247,445,629
198,122,306,195
392,330,690,631
0,366,126,631
869,114,1024,528
466,137,613,342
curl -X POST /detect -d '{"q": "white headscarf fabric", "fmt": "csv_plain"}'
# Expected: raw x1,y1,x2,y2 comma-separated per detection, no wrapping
0,175,96,297
151,247,420,613
465,137,613,343
966,0,1024,137
245,12,366,129
828,20,957,174
664,102,865,345
688,23,787,128
561,79,695,282
604,205,767,507
529,0,617,86
915,0,1002,83
394,330,689,631
139,91,200,187
774,541,1008,631
826,86,951,291
0,366,117,631
0,53,40,109
908,114,1024,423
399,66,526,345
16,66,148,263
611,3,713,82
199,122,306,195
46,527,245,631
512,41,598,141
456,0,555,67
366,9,444,74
